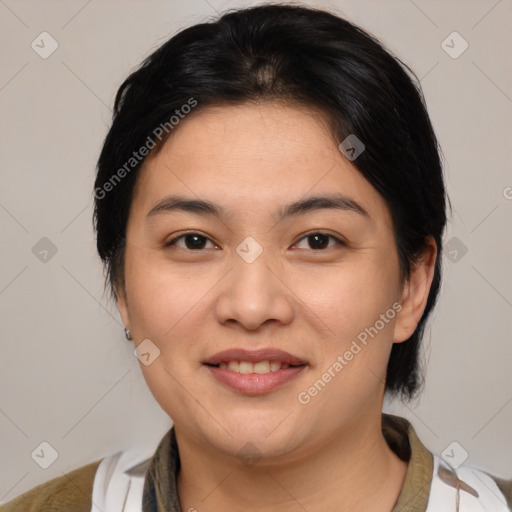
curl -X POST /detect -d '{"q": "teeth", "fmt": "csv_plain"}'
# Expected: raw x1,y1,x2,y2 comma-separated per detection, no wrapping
216,360,295,374
228,361,239,372
270,361,281,372
253,361,270,374
239,361,253,374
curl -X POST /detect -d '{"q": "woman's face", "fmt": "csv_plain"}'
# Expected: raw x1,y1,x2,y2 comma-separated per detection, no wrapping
118,102,429,461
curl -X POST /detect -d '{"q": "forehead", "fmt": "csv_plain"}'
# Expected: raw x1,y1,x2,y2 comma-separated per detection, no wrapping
132,102,392,227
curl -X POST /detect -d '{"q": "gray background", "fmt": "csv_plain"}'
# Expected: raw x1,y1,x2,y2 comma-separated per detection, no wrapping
1,0,511,501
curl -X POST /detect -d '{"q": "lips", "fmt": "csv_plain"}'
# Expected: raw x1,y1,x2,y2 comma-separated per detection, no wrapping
203,348,307,367
202,348,308,394
203,348,308,395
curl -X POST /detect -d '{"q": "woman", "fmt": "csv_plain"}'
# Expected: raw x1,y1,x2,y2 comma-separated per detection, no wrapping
2,3,510,511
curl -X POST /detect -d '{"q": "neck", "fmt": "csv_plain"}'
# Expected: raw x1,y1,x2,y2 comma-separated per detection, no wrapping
175,411,408,512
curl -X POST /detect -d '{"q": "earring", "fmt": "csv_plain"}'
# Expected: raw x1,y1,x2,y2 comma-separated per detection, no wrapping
124,328,133,341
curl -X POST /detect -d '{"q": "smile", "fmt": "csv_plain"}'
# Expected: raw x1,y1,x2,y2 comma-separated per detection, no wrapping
209,360,300,374
204,362,307,395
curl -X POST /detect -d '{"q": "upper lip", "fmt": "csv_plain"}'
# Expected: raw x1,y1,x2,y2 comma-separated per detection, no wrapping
203,348,307,366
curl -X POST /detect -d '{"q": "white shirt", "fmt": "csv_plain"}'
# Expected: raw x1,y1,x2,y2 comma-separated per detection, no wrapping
91,441,154,512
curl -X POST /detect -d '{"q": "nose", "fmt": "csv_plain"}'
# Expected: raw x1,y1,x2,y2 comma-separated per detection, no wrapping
214,251,294,331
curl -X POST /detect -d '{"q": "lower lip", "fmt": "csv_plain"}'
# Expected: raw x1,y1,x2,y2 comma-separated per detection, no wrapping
204,365,307,395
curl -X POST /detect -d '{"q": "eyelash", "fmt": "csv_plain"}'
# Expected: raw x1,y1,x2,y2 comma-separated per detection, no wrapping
164,231,346,251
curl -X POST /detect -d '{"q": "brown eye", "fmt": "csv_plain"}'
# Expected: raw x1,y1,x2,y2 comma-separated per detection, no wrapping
165,233,216,250
294,232,345,250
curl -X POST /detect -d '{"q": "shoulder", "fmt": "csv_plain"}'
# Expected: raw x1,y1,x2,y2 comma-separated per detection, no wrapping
459,465,512,511
427,455,512,511
490,473,512,509
382,413,511,511
0,459,102,512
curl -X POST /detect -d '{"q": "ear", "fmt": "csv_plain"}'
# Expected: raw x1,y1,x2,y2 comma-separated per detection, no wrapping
117,285,131,333
393,236,437,343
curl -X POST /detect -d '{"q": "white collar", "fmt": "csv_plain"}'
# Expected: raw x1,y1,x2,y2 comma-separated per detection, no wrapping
90,441,159,512
426,455,510,511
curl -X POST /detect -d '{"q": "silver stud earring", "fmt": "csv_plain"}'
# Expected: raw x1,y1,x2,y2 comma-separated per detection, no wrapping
124,328,133,340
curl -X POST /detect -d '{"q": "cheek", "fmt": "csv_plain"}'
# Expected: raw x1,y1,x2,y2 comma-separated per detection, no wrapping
295,261,399,412
294,257,399,342
124,247,188,335
123,245,222,356
124,248,214,419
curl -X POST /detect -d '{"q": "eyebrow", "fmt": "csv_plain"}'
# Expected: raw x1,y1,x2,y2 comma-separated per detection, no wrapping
147,193,370,222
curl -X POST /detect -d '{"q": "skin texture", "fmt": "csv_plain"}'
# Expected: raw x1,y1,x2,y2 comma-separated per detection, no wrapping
117,102,437,511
